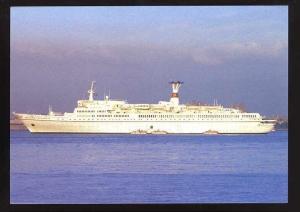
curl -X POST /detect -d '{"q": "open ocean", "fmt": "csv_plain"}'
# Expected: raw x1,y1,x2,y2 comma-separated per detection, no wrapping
10,130,288,204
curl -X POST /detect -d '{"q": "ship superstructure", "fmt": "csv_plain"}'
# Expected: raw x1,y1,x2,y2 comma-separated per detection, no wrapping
14,81,276,134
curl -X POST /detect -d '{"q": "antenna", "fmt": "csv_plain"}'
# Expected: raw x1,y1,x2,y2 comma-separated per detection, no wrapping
103,86,106,100
48,105,53,115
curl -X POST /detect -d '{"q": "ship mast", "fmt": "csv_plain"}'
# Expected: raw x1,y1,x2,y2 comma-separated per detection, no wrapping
88,81,96,101
169,81,183,105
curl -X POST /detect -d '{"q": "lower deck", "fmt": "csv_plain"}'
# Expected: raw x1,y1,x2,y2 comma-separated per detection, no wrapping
20,118,275,134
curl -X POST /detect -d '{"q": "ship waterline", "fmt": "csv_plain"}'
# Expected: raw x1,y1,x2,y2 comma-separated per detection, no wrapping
14,81,276,134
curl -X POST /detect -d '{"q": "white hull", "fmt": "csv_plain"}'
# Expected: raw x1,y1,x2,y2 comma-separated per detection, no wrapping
20,119,275,134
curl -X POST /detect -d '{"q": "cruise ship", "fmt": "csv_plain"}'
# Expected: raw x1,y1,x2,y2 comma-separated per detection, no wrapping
14,81,276,134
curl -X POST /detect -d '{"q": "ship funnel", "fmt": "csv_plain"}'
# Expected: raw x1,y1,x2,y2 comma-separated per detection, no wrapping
88,81,96,101
169,81,183,105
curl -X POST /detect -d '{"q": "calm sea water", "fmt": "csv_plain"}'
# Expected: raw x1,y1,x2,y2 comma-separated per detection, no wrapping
10,130,288,204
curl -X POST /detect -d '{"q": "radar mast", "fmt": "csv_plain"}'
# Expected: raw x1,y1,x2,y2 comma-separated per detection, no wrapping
88,81,96,101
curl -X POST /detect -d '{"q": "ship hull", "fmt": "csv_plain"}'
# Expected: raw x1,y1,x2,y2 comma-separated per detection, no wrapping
19,118,275,134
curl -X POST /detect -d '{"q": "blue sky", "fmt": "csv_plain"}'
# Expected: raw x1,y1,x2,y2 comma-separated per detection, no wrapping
10,6,288,116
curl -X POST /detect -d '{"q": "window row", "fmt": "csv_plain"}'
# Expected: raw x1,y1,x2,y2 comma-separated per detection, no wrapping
137,114,242,118
77,110,107,113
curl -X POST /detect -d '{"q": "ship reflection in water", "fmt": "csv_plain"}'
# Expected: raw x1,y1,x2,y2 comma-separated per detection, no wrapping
10,130,288,203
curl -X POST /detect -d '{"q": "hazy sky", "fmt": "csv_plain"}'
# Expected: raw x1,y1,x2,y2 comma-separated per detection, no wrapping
10,6,288,116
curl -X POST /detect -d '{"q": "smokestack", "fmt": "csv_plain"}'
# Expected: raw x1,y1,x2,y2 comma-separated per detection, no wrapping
169,81,183,105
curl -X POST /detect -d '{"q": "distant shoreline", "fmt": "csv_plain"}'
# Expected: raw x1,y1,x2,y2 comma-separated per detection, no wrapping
10,119,26,130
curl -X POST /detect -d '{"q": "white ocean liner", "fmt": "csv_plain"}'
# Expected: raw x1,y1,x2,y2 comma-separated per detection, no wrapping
14,81,276,134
